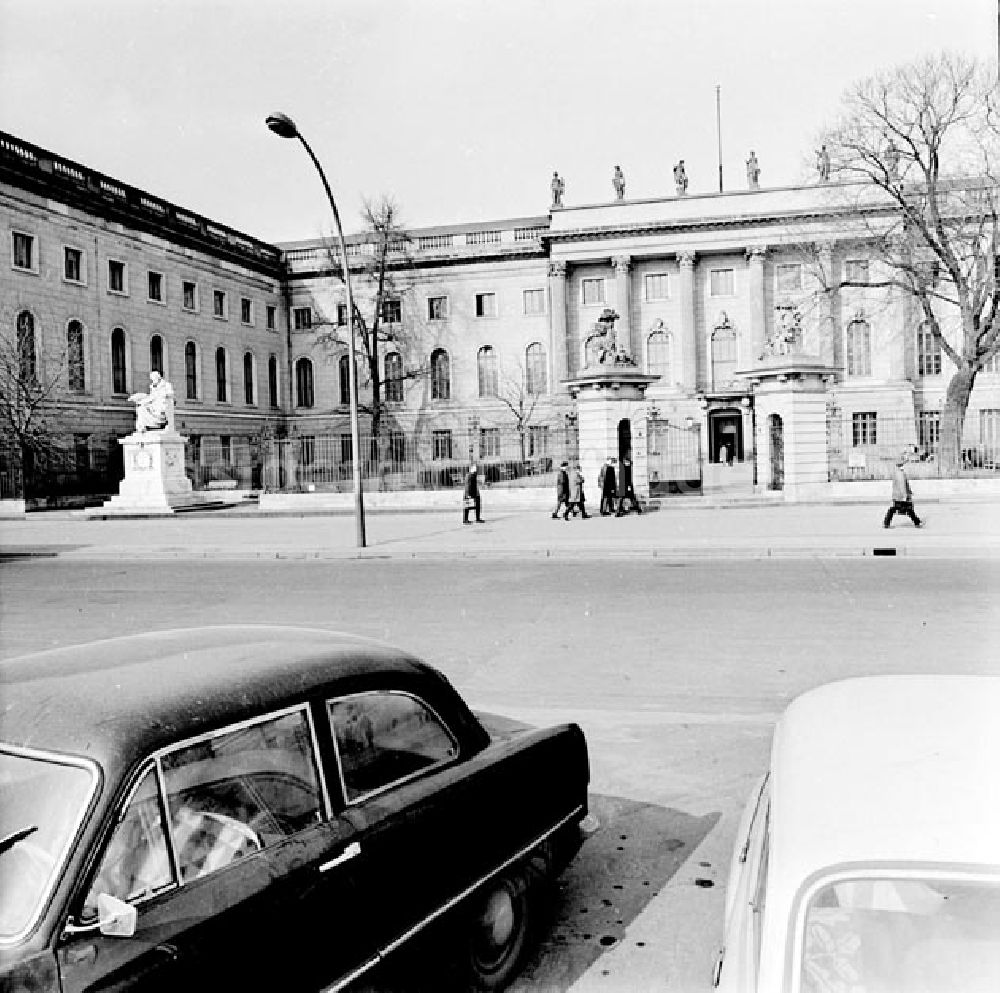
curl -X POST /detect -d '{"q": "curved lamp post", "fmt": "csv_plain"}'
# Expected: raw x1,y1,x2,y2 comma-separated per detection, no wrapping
266,112,366,547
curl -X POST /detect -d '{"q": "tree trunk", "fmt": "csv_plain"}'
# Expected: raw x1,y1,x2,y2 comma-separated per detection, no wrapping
938,364,975,473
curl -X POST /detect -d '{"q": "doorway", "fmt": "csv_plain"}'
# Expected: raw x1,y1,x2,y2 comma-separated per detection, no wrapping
709,410,743,465
617,418,632,462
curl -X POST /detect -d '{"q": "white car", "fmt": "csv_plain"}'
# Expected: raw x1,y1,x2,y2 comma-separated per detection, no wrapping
713,675,1000,992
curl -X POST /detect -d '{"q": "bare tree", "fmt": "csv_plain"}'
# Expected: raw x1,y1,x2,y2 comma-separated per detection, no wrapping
0,320,69,496
315,196,428,458
820,52,1000,469
497,361,542,463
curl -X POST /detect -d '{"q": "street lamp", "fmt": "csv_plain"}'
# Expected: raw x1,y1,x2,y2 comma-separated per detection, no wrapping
266,111,366,547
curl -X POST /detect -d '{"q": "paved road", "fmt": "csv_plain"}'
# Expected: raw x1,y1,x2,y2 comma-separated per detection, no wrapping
3,555,997,992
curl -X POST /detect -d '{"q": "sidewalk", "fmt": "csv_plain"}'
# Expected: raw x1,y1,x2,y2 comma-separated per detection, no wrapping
2,498,998,561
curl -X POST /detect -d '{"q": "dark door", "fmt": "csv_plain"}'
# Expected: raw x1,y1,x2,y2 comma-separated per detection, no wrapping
617,419,632,462
769,414,784,490
710,411,743,464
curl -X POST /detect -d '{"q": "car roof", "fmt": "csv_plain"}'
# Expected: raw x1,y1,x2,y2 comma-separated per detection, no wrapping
0,626,431,778
769,675,1000,889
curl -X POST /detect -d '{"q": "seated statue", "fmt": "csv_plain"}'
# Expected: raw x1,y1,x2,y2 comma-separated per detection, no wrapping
129,371,174,432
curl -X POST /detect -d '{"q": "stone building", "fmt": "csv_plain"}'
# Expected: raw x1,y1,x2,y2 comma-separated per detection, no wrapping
2,128,998,500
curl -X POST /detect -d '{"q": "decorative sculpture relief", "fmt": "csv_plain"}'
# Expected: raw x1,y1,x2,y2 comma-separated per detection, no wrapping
764,306,803,357
584,308,635,367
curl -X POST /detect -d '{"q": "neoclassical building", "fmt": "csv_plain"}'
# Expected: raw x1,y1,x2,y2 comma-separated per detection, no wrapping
2,128,998,499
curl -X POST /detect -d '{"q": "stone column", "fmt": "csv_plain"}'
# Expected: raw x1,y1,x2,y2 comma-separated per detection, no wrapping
548,261,569,386
817,242,837,368
747,246,767,366
678,252,698,391
613,255,634,359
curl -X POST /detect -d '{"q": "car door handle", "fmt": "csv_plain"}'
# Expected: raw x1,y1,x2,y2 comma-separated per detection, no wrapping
320,841,361,873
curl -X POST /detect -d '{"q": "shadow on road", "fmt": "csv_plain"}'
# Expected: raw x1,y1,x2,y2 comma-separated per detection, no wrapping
364,793,720,992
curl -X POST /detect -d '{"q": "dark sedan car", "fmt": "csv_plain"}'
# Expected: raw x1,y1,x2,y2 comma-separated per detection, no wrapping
0,627,593,992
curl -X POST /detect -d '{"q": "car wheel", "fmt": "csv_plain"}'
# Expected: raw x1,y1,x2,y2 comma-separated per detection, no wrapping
466,869,532,992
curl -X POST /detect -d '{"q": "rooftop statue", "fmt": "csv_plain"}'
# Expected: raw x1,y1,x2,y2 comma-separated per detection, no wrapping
746,150,760,190
613,165,625,200
551,170,565,208
673,159,688,195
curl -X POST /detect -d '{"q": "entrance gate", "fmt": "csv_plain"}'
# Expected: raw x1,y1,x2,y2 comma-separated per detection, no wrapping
646,419,702,496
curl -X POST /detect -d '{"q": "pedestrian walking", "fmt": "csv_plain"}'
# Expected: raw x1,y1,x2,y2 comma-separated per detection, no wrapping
615,457,642,516
566,463,590,519
462,463,483,524
598,457,617,515
552,461,571,519
883,457,923,529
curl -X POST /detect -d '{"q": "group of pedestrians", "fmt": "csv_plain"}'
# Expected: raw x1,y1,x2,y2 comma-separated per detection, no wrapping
551,456,641,520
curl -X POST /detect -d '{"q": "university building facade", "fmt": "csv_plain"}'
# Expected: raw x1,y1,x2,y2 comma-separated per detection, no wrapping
2,129,998,501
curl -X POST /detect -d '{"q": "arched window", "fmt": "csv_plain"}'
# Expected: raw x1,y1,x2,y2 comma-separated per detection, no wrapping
17,311,36,384
243,351,255,405
295,357,314,408
268,355,279,408
185,341,198,399
338,354,354,406
384,351,403,402
111,327,127,394
215,347,227,402
711,323,738,389
647,326,671,380
525,342,547,396
846,319,871,377
917,323,942,377
431,348,450,400
67,320,85,392
150,335,164,376
477,345,498,397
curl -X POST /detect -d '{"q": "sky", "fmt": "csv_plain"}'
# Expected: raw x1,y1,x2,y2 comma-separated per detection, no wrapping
0,0,996,245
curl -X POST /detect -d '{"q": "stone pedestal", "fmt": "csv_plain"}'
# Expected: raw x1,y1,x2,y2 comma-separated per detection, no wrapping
741,354,834,500
564,365,660,504
98,430,200,514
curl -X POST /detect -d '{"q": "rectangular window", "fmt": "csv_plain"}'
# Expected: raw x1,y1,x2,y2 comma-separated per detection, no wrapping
388,430,406,463
381,299,401,324
147,271,163,303
581,278,605,306
12,231,35,271
293,307,312,330
241,298,253,325
852,411,878,447
339,433,353,465
432,429,453,460
108,259,127,294
523,288,545,315
710,269,734,297
479,427,501,459
336,303,349,326
183,280,198,311
428,296,448,320
982,409,1000,461
64,247,83,283
844,259,870,285
528,425,550,457
917,410,941,454
475,292,497,318
266,304,276,331
775,264,802,294
213,289,227,319
645,273,669,301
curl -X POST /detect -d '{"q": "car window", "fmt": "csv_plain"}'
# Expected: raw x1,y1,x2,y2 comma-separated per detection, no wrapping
160,708,324,882
800,876,1000,992
328,692,458,802
83,766,174,919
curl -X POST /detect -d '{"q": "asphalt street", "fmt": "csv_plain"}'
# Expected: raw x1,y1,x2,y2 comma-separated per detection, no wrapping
2,555,997,992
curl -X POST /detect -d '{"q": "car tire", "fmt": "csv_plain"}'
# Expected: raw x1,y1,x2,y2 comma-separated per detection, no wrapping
465,868,534,992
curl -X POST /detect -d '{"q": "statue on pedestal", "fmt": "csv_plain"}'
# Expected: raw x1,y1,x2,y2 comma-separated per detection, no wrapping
584,308,635,368
613,165,625,200
673,160,688,195
129,371,174,432
550,171,565,208
746,150,760,190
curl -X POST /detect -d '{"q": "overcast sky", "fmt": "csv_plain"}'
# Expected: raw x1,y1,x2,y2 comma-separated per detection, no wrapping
1,0,995,244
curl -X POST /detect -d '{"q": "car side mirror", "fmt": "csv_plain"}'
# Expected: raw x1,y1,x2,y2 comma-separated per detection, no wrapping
96,894,137,938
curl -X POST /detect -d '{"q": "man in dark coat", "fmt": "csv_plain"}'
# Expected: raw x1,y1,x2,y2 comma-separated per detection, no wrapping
462,463,483,524
615,457,642,516
551,461,571,519
599,457,617,515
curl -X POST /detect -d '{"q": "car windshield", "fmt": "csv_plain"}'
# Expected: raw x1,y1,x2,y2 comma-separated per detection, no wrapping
0,749,97,939
801,875,1000,992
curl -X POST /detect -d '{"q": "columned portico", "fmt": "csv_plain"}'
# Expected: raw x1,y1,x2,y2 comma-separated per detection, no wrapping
678,252,698,390
747,246,767,364
612,255,635,358
548,260,569,389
